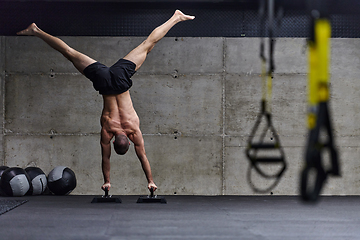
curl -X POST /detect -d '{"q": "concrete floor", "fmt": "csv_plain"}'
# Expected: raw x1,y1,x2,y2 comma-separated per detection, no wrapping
0,195,359,240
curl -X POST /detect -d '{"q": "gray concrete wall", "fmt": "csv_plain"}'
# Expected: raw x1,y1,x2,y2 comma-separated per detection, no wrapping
2,36,360,195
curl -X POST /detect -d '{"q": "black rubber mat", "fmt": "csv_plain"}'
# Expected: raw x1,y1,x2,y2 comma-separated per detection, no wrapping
1,196,360,239
0,199,28,215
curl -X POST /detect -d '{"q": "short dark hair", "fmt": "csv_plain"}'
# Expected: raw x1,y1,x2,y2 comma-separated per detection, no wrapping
113,134,129,155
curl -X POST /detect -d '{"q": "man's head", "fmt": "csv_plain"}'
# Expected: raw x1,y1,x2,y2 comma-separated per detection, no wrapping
113,134,130,155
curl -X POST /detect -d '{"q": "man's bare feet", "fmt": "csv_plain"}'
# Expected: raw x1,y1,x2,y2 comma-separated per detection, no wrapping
17,23,39,36
175,10,195,21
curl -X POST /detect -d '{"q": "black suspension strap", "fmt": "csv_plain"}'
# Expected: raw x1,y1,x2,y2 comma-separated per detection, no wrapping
245,0,286,193
300,3,340,202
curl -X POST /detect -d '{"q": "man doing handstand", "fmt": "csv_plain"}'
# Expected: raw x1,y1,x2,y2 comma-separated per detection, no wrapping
17,10,195,192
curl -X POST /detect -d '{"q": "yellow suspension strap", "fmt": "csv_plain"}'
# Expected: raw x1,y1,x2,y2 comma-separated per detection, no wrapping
300,13,340,202
245,0,286,193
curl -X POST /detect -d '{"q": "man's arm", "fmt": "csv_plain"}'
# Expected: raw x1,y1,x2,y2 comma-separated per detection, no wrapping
100,129,112,190
129,131,158,191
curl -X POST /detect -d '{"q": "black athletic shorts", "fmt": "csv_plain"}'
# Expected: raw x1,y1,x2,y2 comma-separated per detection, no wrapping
83,59,136,95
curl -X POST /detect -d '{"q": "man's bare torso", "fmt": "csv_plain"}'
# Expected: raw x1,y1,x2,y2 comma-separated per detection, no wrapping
101,91,140,143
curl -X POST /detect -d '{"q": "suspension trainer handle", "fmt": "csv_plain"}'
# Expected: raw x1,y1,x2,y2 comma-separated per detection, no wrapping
301,14,340,202
301,102,339,201
246,106,287,179
245,0,287,191
246,112,287,179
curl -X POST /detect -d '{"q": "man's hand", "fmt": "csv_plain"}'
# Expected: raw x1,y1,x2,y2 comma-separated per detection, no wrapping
148,182,157,192
102,182,111,191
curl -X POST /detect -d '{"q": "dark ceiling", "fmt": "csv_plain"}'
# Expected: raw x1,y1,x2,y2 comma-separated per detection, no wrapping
2,0,360,37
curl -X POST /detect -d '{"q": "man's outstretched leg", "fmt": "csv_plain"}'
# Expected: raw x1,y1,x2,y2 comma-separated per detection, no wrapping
17,23,96,74
123,10,195,71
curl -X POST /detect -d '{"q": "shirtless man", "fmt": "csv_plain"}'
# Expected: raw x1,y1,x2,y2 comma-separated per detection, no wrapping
17,10,195,192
